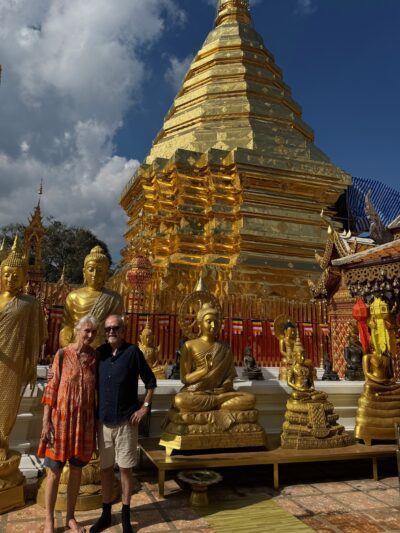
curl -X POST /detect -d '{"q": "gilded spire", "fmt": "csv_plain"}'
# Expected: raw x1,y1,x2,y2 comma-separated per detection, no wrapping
215,0,251,26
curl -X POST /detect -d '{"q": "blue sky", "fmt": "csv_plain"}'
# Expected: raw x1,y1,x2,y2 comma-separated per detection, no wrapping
0,0,399,260
118,0,400,189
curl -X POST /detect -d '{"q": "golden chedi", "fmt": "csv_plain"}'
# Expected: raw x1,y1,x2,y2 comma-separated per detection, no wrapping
0,236,46,512
354,349,400,443
281,332,353,449
160,302,266,454
138,317,166,380
60,245,123,348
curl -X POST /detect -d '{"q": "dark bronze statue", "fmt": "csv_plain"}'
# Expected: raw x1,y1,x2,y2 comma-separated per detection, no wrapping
344,322,364,381
242,344,264,380
322,353,339,381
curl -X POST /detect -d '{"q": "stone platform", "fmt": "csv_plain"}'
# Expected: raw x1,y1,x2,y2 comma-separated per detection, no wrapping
10,367,365,477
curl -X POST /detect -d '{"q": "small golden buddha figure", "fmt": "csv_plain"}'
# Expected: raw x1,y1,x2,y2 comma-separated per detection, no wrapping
368,297,397,357
138,318,166,380
355,349,400,443
160,302,266,454
0,236,46,511
59,246,123,348
281,333,353,449
278,320,296,381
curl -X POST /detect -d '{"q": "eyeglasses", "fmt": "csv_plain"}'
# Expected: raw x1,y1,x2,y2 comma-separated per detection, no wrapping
105,326,121,333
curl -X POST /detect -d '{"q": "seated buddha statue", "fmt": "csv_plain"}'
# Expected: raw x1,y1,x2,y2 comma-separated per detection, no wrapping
159,302,266,454
242,344,264,380
281,333,353,449
344,321,364,381
138,318,166,380
355,349,400,443
278,320,296,381
59,245,123,348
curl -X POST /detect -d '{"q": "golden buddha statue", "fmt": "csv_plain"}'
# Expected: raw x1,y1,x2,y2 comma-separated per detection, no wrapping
160,302,266,455
59,245,123,348
281,333,353,449
0,236,46,512
368,297,397,356
276,318,296,381
138,317,166,380
355,349,400,443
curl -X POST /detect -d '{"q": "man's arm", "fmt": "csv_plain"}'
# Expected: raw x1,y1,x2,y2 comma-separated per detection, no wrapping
130,347,157,425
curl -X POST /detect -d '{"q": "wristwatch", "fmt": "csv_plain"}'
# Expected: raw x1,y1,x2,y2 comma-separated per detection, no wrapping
143,401,151,408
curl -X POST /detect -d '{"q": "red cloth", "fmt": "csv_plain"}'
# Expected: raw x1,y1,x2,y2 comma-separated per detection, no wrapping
37,346,96,463
352,297,370,353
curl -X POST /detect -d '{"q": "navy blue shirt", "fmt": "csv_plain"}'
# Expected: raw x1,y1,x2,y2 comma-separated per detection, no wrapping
97,341,157,425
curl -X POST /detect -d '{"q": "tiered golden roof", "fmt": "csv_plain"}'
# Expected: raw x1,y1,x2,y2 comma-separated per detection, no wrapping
119,0,351,304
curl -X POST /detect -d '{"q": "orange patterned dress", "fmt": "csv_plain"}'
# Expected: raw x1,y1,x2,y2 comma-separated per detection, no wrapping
37,346,97,463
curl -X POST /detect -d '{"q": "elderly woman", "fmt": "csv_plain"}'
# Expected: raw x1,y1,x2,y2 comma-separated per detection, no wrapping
38,315,98,533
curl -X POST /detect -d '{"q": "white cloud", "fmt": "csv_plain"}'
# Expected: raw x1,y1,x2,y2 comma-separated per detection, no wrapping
165,55,194,91
294,0,318,16
0,0,184,260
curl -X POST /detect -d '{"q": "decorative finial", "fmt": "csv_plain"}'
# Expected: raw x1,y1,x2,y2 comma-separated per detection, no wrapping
215,0,251,27
0,237,5,251
194,275,209,293
12,234,21,252
37,180,43,206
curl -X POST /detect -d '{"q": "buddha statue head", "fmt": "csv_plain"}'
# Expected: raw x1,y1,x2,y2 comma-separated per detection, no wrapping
197,302,221,339
283,320,296,342
139,317,155,348
83,245,109,290
0,235,27,296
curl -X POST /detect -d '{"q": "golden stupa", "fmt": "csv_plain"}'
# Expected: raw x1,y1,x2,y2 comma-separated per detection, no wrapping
119,0,351,304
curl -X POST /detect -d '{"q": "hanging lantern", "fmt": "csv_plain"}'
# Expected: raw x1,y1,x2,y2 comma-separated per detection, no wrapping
352,296,370,353
126,255,152,292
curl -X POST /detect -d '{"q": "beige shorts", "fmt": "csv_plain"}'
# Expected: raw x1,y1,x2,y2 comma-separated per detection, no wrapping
97,420,138,469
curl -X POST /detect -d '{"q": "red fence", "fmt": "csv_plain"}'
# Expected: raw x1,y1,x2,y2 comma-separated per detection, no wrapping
44,304,331,368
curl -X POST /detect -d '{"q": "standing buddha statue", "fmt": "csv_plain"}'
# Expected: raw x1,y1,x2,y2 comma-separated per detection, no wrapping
59,245,123,348
0,236,46,512
138,317,166,380
368,297,397,357
281,332,353,449
354,349,400,443
160,302,266,454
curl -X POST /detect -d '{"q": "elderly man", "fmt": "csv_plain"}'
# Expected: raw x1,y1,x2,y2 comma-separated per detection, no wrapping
91,314,157,533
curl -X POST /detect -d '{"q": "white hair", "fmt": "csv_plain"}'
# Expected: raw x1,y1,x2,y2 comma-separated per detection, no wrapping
74,314,98,332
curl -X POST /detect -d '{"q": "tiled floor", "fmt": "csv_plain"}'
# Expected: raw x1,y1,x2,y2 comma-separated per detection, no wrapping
2,458,399,532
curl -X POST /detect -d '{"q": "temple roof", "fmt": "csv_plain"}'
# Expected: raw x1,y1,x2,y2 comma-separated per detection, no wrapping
146,0,333,166
347,177,400,232
332,239,400,267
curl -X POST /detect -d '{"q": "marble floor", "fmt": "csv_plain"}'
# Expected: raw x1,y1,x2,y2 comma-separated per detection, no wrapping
2,458,399,532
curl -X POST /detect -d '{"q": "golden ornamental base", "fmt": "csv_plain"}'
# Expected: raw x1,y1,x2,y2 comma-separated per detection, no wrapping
355,424,398,443
0,483,25,514
0,450,25,513
37,458,120,511
281,432,354,450
159,430,267,456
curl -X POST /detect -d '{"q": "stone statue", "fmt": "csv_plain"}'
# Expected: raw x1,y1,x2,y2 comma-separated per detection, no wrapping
59,246,123,348
344,321,364,381
281,332,353,449
242,344,264,380
0,236,46,511
138,317,166,380
355,349,400,443
321,353,339,381
160,302,266,454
